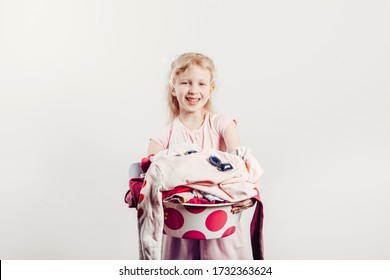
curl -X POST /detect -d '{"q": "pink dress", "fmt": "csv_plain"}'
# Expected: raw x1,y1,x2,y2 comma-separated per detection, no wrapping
150,111,253,260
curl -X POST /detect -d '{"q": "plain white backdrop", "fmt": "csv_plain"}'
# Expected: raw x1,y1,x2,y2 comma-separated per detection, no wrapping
0,0,389,259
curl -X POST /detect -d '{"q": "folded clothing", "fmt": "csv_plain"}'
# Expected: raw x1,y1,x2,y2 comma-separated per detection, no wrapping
164,192,195,203
163,187,228,205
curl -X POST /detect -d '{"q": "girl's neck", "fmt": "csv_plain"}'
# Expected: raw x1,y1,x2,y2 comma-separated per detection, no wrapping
178,110,207,130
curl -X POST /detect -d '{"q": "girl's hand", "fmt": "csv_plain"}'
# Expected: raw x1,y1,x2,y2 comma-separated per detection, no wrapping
231,198,256,214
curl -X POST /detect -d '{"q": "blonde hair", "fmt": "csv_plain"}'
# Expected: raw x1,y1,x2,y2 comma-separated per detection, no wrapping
167,52,216,121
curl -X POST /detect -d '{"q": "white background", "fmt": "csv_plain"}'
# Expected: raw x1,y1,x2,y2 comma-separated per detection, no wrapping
0,0,389,259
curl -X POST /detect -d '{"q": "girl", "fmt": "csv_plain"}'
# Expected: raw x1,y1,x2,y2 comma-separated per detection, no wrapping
147,52,256,260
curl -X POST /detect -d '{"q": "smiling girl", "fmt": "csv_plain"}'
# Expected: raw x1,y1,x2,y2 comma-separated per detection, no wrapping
147,52,255,260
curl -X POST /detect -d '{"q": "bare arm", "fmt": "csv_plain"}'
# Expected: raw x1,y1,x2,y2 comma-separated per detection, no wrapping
147,140,164,155
223,121,241,153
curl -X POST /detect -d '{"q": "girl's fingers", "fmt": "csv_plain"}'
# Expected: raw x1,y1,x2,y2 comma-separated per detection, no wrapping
231,198,256,214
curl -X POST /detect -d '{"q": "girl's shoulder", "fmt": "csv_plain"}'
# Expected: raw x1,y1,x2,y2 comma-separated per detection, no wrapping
149,120,176,150
207,111,236,133
208,111,235,121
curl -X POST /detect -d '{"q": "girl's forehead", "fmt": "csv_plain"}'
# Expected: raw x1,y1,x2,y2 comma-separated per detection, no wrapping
179,65,211,79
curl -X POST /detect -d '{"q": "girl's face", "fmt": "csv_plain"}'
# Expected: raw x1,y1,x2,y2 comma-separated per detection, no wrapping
172,65,214,115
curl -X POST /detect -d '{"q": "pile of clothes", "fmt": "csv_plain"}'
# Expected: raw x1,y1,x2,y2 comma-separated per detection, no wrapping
125,144,264,260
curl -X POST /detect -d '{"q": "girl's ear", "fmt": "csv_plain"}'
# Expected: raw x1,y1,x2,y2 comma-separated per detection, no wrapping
210,84,215,94
170,83,177,96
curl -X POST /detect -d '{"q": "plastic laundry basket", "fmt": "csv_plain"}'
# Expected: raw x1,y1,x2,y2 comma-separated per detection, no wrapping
163,201,241,240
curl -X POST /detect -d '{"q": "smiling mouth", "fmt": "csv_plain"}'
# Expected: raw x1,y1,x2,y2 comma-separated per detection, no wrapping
186,97,201,104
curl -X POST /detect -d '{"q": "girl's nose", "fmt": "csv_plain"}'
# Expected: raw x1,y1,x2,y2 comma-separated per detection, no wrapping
189,86,199,94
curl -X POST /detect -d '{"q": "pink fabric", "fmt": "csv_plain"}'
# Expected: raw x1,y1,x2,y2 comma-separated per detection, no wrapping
251,200,264,260
150,112,235,151
124,177,143,208
124,155,154,208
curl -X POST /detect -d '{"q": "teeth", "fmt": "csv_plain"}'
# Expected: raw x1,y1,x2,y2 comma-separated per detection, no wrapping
186,97,200,105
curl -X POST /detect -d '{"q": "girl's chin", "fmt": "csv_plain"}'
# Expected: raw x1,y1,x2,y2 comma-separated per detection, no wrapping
180,105,204,114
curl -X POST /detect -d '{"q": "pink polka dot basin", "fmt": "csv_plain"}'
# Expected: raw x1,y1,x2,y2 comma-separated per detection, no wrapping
163,201,241,240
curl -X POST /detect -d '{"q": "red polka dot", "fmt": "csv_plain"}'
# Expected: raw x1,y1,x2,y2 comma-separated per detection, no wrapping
221,226,236,238
163,229,166,235
137,208,144,219
182,230,206,240
184,205,206,214
138,194,144,204
205,210,228,232
141,180,147,188
164,208,184,230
